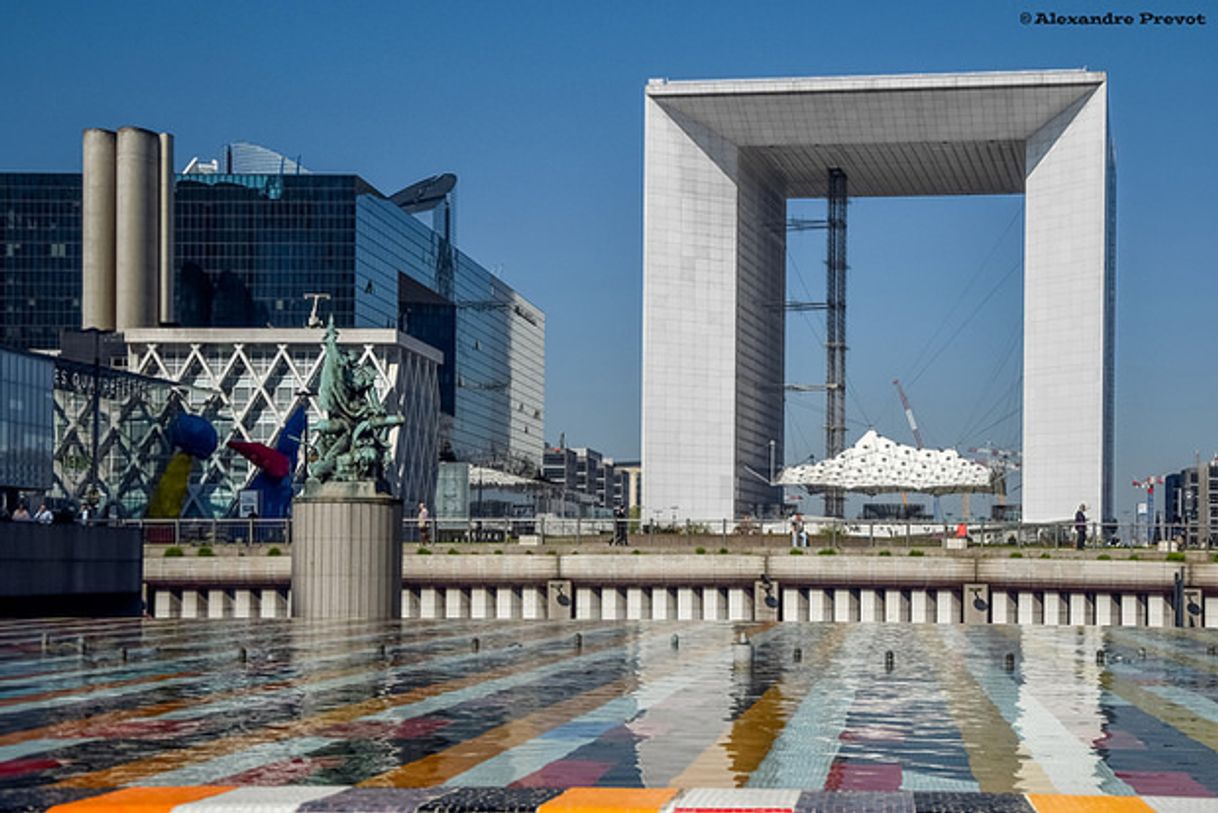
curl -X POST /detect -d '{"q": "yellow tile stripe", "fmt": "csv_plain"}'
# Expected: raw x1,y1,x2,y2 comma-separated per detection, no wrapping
669,623,834,788
920,627,1052,793
1103,672,1218,752
47,785,234,812
539,787,680,813
55,632,631,789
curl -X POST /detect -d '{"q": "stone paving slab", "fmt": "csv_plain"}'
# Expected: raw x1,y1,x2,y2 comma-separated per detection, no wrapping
7,788,1217,813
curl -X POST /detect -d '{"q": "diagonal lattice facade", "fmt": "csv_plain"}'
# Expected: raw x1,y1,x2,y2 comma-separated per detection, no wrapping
124,327,442,517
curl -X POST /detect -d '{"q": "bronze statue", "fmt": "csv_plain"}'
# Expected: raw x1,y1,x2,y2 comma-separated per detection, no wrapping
308,318,403,490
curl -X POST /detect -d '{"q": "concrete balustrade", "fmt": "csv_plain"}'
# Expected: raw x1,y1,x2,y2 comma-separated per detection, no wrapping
142,553,1218,628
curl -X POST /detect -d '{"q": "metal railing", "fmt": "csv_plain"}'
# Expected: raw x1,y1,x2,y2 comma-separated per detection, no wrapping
115,514,1217,552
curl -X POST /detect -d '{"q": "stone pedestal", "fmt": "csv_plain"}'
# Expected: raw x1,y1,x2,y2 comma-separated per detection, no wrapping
292,481,402,619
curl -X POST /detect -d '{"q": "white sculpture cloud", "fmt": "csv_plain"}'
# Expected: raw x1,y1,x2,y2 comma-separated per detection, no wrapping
776,429,993,495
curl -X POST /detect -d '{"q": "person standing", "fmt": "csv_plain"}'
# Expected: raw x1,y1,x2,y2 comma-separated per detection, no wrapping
11,503,31,522
613,505,628,546
35,502,54,525
1075,504,1087,550
791,512,807,548
417,502,431,544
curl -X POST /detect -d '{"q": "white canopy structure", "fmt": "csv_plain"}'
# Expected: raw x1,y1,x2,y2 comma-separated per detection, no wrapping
776,430,994,496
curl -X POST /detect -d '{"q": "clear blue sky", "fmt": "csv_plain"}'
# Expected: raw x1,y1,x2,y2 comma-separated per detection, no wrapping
3,1,1215,521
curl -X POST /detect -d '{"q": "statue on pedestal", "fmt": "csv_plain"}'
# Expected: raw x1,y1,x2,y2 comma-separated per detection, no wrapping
307,317,403,493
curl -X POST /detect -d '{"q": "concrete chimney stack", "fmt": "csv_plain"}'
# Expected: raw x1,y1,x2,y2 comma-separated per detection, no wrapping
81,129,117,331
82,125,175,333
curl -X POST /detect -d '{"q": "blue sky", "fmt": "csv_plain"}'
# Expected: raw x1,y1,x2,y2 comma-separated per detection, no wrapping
3,1,1215,520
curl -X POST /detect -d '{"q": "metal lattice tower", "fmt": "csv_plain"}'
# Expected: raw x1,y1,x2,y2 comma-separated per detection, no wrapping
824,168,848,518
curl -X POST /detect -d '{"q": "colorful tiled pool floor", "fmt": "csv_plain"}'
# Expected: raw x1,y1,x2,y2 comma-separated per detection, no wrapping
1,619,1217,800
3,786,1218,812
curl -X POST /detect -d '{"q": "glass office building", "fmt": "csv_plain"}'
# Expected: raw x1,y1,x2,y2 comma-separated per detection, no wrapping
0,164,545,475
0,347,54,510
175,171,544,474
0,174,82,350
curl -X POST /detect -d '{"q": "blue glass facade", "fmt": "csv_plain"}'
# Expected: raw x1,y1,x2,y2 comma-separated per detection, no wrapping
0,346,54,495
0,174,82,350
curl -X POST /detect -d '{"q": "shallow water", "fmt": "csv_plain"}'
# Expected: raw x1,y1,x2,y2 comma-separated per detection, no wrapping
0,619,1216,795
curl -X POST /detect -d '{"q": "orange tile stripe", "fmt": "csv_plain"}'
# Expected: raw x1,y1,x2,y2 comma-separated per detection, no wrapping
46,785,234,812
54,630,641,789
539,787,680,813
1026,794,1157,813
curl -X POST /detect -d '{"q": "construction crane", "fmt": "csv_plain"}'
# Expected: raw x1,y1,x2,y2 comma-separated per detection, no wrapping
891,379,934,518
892,379,925,449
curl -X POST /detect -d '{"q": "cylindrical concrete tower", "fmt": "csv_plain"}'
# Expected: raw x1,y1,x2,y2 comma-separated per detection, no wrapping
81,129,117,331
158,132,175,326
115,127,160,331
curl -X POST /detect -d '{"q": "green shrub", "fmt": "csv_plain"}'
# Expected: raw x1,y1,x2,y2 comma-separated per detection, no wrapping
164,546,184,558
447,547,460,555
493,549,504,555
1166,552,1186,562
908,549,924,557
695,547,706,555
416,547,432,555
789,548,803,556
1128,554,1140,561
1097,554,1111,561
817,548,836,556
632,549,642,555
878,549,892,557
1039,553,1051,559
718,547,729,555
197,546,214,557
1009,551,1023,559
267,546,282,557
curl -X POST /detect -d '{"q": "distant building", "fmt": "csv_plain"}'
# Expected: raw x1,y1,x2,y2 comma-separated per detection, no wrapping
542,445,637,510
0,174,82,349
1164,461,1218,547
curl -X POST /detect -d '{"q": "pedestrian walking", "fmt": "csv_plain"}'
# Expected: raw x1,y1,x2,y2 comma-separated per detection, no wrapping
417,502,431,544
612,505,628,546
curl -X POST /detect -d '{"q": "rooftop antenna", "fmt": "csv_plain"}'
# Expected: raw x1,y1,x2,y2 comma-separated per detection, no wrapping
303,292,331,328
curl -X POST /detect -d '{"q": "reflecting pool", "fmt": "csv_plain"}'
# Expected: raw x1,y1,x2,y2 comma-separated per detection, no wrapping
1,619,1216,796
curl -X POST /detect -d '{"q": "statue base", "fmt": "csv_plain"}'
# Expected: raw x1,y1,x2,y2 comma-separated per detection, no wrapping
291,481,402,619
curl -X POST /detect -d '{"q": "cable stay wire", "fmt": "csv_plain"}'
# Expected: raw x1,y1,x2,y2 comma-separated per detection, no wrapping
901,202,1024,381
953,319,1023,447
906,256,1022,388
